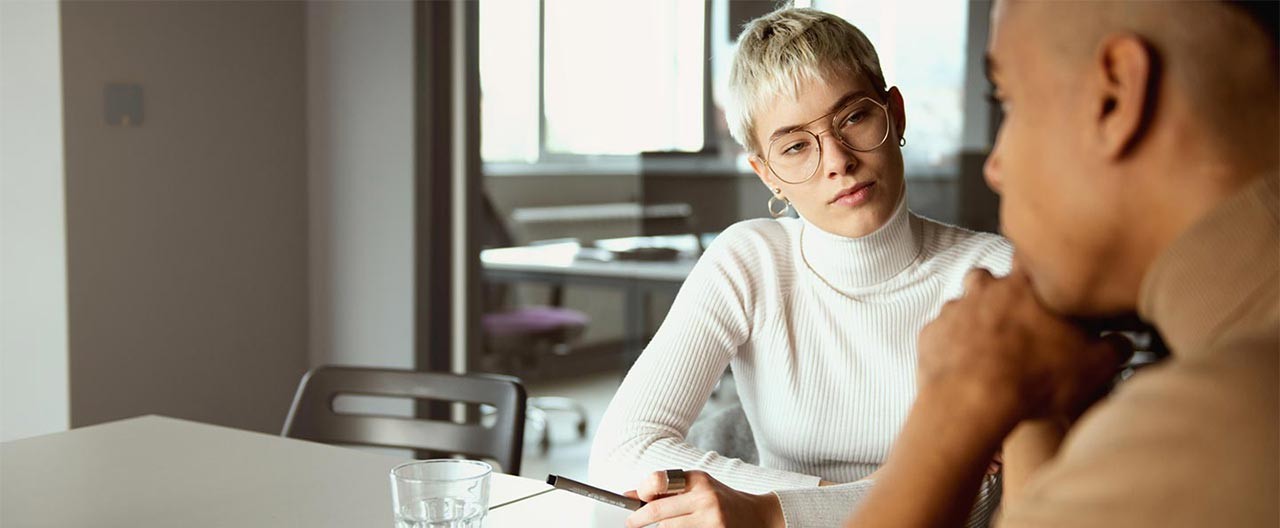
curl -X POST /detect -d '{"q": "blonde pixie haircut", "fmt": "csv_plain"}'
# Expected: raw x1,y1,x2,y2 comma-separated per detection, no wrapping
727,7,888,155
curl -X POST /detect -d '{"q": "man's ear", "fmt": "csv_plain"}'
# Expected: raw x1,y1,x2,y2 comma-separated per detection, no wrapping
1093,34,1156,159
887,86,906,141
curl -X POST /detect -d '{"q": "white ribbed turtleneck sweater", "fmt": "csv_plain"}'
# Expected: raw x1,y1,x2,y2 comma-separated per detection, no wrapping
589,196,1013,527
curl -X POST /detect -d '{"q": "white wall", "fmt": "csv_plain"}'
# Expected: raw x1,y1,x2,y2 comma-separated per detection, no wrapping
1,0,414,440
307,1,415,370
0,0,70,442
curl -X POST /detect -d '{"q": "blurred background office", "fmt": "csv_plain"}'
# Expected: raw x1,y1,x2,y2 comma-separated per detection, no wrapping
1,0,1001,480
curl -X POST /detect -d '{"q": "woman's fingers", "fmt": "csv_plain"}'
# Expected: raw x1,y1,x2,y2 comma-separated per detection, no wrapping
634,469,691,501
625,493,698,528
635,470,673,501
987,450,1003,475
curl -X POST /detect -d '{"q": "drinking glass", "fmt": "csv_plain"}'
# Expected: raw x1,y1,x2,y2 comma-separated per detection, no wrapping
390,459,492,528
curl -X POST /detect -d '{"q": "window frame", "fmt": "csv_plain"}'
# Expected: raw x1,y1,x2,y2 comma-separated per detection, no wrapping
481,0,718,176
482,0,996,180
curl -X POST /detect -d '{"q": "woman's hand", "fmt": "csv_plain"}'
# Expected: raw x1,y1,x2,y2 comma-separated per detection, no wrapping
623,470,784,528
987,451,1003,476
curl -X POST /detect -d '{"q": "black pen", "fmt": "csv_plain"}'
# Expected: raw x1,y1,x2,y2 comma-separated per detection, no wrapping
546,474,647,511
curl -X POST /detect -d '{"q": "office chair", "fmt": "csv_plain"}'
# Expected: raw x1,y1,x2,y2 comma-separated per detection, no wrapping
282,366,527,474
480,193,591,453
686,401,759,465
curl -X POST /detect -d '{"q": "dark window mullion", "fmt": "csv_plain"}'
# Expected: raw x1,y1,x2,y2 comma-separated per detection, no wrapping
537,0,548,160
702,0,714,154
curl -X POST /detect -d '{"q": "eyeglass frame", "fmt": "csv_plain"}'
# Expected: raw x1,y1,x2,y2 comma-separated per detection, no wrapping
756,95,897,185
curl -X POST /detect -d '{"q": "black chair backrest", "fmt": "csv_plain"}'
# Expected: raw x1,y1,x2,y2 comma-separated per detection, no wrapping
282,366,526,474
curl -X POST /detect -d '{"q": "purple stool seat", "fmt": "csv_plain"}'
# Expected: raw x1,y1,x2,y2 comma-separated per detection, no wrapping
482,307,589,337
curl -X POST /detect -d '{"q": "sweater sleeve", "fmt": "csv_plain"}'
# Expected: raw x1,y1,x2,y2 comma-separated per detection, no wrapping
588,224,824,494
773,475,1001,528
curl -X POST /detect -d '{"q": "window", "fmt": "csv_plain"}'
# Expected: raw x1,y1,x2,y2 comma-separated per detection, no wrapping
481,0,973,177
478,0,541,163
479,0,705,164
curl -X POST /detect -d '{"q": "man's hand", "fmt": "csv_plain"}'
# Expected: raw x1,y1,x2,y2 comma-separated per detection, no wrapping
623,470,784,528
845,266,1131,528
918,267,1132,426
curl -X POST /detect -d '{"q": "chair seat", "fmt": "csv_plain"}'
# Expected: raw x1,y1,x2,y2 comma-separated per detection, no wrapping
482,307,589,337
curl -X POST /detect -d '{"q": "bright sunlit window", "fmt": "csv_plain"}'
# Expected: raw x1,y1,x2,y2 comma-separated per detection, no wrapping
479,0,541,163
479,0,705,164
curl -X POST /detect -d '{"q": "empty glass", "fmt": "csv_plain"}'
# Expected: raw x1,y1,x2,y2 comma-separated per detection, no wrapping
390,459,492,528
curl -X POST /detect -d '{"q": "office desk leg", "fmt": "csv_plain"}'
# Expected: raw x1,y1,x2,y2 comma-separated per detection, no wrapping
623,286,646,369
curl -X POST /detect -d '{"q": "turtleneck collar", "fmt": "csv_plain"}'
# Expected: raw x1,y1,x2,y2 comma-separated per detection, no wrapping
798,189,922,292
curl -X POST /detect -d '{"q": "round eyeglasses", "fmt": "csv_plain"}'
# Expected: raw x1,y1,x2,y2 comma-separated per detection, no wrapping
762,97,893,185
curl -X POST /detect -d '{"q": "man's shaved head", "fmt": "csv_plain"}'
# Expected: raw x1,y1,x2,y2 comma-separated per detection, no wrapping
1003,0,1278,166
984,0,1279,315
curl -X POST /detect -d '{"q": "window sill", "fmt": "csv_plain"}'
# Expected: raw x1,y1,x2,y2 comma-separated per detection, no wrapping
483,154,756,178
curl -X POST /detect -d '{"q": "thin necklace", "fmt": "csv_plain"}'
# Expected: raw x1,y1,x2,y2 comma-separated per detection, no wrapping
796,218,923,302
798,221,865,302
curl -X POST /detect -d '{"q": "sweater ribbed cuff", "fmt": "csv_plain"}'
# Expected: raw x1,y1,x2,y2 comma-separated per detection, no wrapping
734,472,821,495
773,480,873,528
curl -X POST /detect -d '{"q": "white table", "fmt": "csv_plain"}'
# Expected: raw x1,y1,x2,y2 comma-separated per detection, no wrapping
1,415,632,527
480,236,706,360
479,238,701,283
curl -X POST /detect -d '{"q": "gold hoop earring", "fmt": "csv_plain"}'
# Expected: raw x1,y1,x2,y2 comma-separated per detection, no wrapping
767,189,791,218
899,136,907,147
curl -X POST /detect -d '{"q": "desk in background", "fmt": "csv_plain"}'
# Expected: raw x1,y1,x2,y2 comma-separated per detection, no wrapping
480,234,712,361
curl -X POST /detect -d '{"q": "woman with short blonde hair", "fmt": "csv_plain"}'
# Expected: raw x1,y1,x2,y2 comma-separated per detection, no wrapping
591,7,1009,527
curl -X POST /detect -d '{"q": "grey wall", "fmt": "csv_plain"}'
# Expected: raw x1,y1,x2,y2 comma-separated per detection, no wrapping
60,0,309,433
1,0,70,442
306,0,415,371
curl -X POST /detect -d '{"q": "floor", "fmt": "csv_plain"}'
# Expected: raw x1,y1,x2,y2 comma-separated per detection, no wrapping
518,369,739,482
